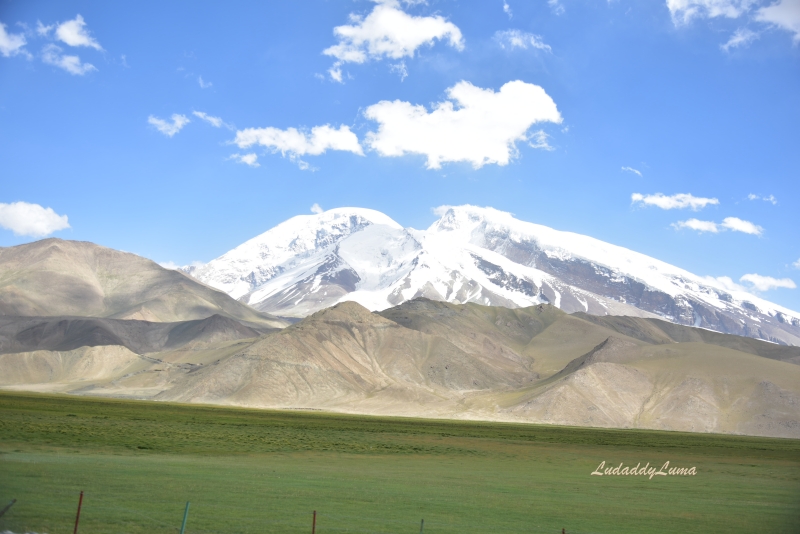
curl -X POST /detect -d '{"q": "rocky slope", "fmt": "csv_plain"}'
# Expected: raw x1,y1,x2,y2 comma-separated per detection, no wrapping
0,238,287,328
184,206,800,345
3,299,797,438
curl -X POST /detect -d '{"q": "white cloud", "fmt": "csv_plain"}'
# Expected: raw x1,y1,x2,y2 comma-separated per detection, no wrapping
503,1,513,18
549,0,565,15
36,21,54,36
148,114,190,137
793,258,800,269
0,22,28,57
160,260,204,271
42,44,97,75
229,153,260,167
756,0,800,42
721,216,763,235
631,192,719,210
0,201,70,237
528,130,554,151
296,159,314,171
389,61,408,81
667,0,800,46
721,27,760,50
192,111,231,129
740,273,796,291
748,193,777,204
494,30,551,52
234,124,363,159
328,65,344,83
666,0,756,24
672,218,721,233
672,216,763,235
705,275,747,292
311,203,324,214
364,79,562,169
323,1,464,80
198,76,212,89
55,15,102,50
432,205,453,216
622,166,643,177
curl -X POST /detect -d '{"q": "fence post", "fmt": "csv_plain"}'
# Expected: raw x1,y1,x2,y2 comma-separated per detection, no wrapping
180,502,190,534
72,491,84,534
312,510,316,534
420,518,424,533
0,499,16,519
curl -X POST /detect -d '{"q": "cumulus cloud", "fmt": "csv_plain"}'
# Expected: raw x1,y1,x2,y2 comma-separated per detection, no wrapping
631,192,719,210
705,275,747,292
323,1,464,81
721,216,763,235
739,273,796,291
622,166,643,177
793,258,800,269
503,1,513,18
364,79,562,169
234,124,363,161
192,111,231,129
0,22,28,57
672,216,763,235
311,203,324,214
756,0,800,42
721,27,760,50
198,76,212,89
494,30,551,52
0,201,70,237
148,114,190,137
666,0,756,24
229,153,260,167
42,44,97,75
55,15,102,50
748,193,777,204
672,218,721,233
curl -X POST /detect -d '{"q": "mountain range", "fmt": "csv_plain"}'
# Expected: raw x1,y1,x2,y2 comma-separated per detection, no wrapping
184,205,800,346
1,297,797,438
0,233,798,438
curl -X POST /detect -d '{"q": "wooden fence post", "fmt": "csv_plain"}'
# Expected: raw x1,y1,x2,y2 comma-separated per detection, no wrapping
72,491,84,534
420,518,424,533
312,510,317,534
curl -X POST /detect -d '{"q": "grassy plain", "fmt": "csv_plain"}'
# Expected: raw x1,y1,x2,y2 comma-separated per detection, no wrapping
0,391,798,533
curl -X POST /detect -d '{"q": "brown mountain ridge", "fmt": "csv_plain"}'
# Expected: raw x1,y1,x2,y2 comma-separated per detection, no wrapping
1,297,797,439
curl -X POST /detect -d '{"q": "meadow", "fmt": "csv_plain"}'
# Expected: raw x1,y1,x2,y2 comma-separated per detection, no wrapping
0,391,798,533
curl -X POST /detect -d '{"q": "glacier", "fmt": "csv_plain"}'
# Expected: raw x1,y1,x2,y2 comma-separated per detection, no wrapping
184,205,800,346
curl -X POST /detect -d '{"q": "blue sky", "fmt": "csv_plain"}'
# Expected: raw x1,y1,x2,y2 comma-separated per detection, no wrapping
1,0,799,310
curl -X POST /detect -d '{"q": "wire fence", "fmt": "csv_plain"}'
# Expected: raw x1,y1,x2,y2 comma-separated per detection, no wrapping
0,493,602,534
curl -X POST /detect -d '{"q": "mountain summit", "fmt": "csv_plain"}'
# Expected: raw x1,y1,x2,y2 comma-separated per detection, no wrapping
185,206,800,345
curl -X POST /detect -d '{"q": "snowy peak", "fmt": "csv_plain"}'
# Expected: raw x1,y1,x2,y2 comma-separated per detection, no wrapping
185,205,800,346
186,208,403,300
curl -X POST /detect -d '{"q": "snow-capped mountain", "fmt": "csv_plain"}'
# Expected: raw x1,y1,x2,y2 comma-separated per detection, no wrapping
184,206,800,346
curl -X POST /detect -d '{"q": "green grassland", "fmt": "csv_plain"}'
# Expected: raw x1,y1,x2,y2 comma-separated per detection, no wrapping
1,392,798,533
